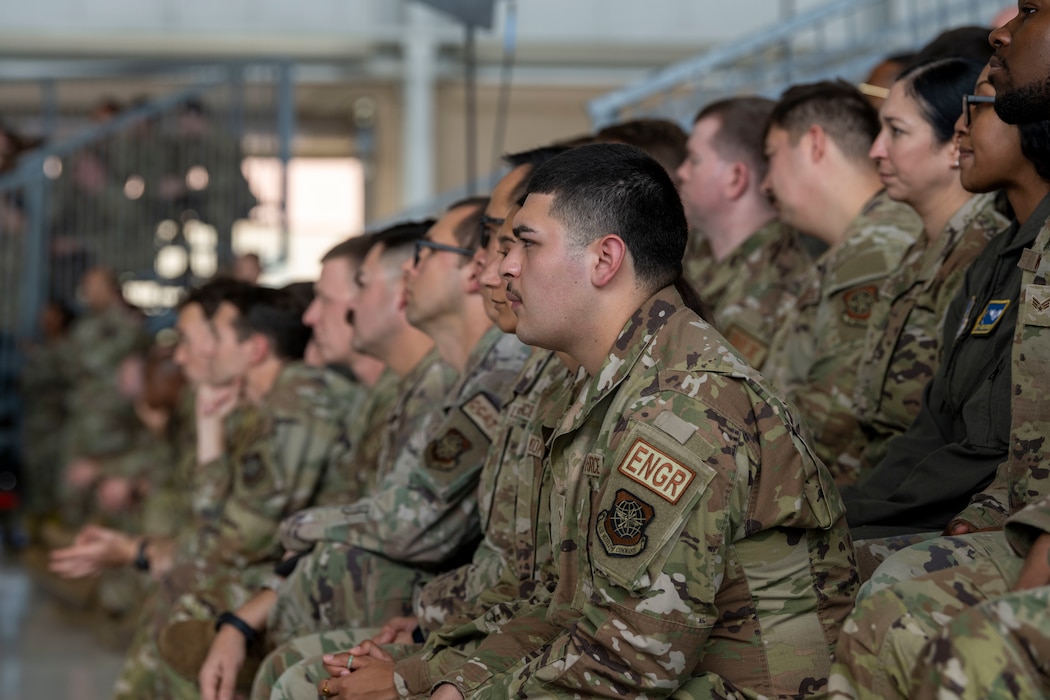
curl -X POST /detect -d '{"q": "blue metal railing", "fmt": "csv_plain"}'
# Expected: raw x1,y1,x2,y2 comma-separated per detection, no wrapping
587,0,991,127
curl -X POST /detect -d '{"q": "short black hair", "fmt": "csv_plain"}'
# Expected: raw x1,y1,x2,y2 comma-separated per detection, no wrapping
769,80,881,164
915,26,995,65
322,234,375,267
177,277,254,319
371,219,434,270
525,142,687,293
230,285,311,361
898,57,984,144
502,145,572,205
446,196,489,252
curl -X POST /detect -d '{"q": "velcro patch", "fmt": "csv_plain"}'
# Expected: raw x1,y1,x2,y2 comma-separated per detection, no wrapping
724,325,769,369
506,399,535,423
972,299,1011,336
596,489,655,557
1019,248,1043,273
584,453,603,478
843,285,878,323
617,438,696,504
526,434,545,459
462,393,501,442
1025,285,1050,328
427,428,472,471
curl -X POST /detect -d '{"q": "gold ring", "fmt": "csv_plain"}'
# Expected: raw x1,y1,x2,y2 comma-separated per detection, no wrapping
346,655,354,670
321,680,330,696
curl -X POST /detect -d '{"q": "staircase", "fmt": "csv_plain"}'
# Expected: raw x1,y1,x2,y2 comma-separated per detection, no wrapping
588,0,995,128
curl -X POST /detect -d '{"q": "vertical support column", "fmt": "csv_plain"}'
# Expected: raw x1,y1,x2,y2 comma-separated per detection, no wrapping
277,61,295,265
18,155,49,341
39,80,58,140
402,2,437,209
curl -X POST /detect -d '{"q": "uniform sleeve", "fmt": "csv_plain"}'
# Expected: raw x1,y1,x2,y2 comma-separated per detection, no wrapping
289,399,491,565
201,406,342,568
1005,495,1050,557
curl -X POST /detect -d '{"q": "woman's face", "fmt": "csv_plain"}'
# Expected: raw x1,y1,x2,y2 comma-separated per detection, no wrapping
869,80,960,210
958,65,1024,194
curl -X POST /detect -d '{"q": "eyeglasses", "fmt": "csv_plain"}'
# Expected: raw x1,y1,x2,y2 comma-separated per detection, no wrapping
479,215,505,249
413,238,475,267
962,94,997,128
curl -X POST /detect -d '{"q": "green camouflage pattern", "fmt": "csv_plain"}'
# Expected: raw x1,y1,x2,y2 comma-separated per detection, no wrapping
268,330,530,644
429,286,856,698
115,362,358,699
20,338,72,516
680,228,715,303
840,193,1008,483
703,219,811,369
829,531,1021,700
389,350,580,696
61,304,147,461
765,190,922,473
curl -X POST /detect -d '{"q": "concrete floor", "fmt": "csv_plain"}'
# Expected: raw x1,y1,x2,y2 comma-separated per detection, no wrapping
0,550,126,700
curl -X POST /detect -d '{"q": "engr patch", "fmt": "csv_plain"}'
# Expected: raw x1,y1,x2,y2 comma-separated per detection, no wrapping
617,438,695,504
596,489,655,558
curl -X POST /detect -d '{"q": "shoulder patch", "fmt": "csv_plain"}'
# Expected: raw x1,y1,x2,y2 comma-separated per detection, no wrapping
427,428,472,471
723,325,769,368
596,489,655,557
462,393,501,442
1027,285,1050,329
526,434,545,459
584,453,604,478
617,438,696,504
506,398,536,423
972,299,1011,335
652,411,698,446
1019,248,1043,273
842,285,878,323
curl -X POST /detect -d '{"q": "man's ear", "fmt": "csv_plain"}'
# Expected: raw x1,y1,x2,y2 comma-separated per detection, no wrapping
725,161,750,201
591,234,628,288
247,333,270,364
807,124,827,163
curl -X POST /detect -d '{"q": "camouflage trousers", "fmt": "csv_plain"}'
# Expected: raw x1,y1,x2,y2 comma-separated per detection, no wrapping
852,531,940,585
828,531,1021,699
267,541,427,648
909,584,1050,699
250,628,381,700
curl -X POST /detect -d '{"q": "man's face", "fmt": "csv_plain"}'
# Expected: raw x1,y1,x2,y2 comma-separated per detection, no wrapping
302,257,356,365
479,208,519,333
501,193,588,351
990,2,1050,124
208,302,253,386
352,245,404,360
173,302,215,386
761,126,812,234
675,116,733,231
403,207,475,331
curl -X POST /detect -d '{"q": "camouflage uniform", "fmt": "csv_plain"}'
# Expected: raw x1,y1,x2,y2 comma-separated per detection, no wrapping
20,337,72,518
61,304,145,462
256,350,576,699
703,220,811,369
420,287,856,698
764,190,921,472
267,329,530,644
680,228,715,302
114,362,358,699
838,193,1008,483
828,207,1050,698
840,195,1050,542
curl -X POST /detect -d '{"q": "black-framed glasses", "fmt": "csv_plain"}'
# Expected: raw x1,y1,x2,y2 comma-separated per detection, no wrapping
962,94,997,128
479,215,505,249
413,239,475,267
